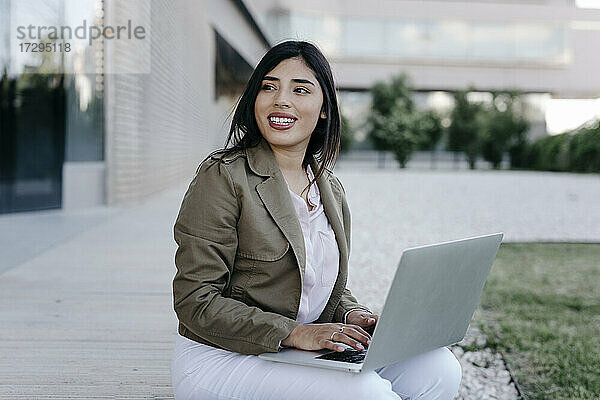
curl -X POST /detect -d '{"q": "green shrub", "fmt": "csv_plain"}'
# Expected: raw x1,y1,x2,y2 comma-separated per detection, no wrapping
524,121,599,173
529,133,571,171
568,122,600,172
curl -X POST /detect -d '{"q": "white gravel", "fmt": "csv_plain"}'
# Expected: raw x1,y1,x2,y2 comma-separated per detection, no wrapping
337,167,600,312
452,325,522,400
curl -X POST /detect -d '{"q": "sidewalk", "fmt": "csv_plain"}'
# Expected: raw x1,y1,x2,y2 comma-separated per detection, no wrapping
0,206,122,275
0,178,191,400
1,167,598,399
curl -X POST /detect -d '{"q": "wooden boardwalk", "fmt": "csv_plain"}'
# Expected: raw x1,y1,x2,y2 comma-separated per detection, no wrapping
0,183,189,399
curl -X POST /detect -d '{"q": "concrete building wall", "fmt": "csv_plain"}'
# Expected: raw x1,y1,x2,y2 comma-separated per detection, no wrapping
103,0,210,205
103,0,268,205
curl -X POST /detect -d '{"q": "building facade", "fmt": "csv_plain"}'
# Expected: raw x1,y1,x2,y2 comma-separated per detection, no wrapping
247,0,600,97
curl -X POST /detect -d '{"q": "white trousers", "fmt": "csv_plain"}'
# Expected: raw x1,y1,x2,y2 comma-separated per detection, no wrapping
171,334,462,400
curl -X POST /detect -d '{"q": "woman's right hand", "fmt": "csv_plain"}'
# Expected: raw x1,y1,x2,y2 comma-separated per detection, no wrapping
281,323,372,352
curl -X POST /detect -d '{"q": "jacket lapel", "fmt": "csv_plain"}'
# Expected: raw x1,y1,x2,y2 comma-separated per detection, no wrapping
246,137,348,301
247,138,307,283
256,179,307,280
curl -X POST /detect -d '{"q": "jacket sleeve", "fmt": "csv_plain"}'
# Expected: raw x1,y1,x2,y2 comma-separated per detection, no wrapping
172,158,299,355
334,289,372,322
331,175,373,323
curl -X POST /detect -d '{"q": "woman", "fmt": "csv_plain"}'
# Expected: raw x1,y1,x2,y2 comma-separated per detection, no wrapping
171,40,461,400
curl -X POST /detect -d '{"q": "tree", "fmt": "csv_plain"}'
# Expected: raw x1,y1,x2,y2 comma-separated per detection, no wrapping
481,92,529,169
509,133,529,169
380,107,421,168
340,112,354,154
447,90,484,169
415,110,444,168
369,74,415,117
367,74,439,168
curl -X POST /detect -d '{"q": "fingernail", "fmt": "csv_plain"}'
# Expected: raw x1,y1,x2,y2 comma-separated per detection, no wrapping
338,346,344,351
367,340,371,344
357,343,364,350
368,318,375,323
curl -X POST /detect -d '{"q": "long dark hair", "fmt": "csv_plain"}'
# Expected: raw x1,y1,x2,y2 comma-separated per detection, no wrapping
215,40,342,192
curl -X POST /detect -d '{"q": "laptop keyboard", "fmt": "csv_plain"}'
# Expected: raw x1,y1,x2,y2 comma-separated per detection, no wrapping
316,348,366,364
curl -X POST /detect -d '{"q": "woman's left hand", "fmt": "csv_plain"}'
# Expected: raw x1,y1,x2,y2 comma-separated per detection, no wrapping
346,310,379,331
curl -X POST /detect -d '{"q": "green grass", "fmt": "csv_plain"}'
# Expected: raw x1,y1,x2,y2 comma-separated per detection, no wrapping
476,243,600,400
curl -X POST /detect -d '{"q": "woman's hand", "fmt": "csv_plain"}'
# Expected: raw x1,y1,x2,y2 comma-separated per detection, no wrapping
346,310,379,334
281,323,372,352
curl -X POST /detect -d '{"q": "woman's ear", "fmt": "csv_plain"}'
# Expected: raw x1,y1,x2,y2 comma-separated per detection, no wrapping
320,110,327,119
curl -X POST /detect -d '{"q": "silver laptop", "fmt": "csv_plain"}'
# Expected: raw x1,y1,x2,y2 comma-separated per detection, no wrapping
258,233,503,373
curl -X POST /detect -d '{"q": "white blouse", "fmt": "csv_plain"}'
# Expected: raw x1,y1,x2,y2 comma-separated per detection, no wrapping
285,164,340,324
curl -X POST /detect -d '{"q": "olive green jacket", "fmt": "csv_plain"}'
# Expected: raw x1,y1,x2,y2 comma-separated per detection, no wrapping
172,136,370,355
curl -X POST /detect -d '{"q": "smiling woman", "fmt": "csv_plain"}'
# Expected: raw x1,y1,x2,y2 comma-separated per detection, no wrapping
170,40,462,400
254,58,327,160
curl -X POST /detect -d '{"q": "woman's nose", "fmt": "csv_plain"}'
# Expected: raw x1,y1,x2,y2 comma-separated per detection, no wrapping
274,91,291,108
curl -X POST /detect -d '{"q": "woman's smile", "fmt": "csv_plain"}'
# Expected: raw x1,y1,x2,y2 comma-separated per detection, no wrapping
268,118,296,130
268,112,298,130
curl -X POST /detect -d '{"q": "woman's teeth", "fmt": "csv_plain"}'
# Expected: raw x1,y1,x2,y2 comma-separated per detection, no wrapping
269,117,295,125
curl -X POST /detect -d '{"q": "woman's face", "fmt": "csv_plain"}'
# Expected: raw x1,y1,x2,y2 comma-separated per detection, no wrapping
254,57,326,154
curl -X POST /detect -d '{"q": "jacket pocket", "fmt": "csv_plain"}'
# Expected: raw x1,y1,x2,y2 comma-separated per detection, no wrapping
236,238,290,261
236,201,292,261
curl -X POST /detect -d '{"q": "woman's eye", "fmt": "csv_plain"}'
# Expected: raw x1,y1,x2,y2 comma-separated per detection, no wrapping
261,84,309,94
